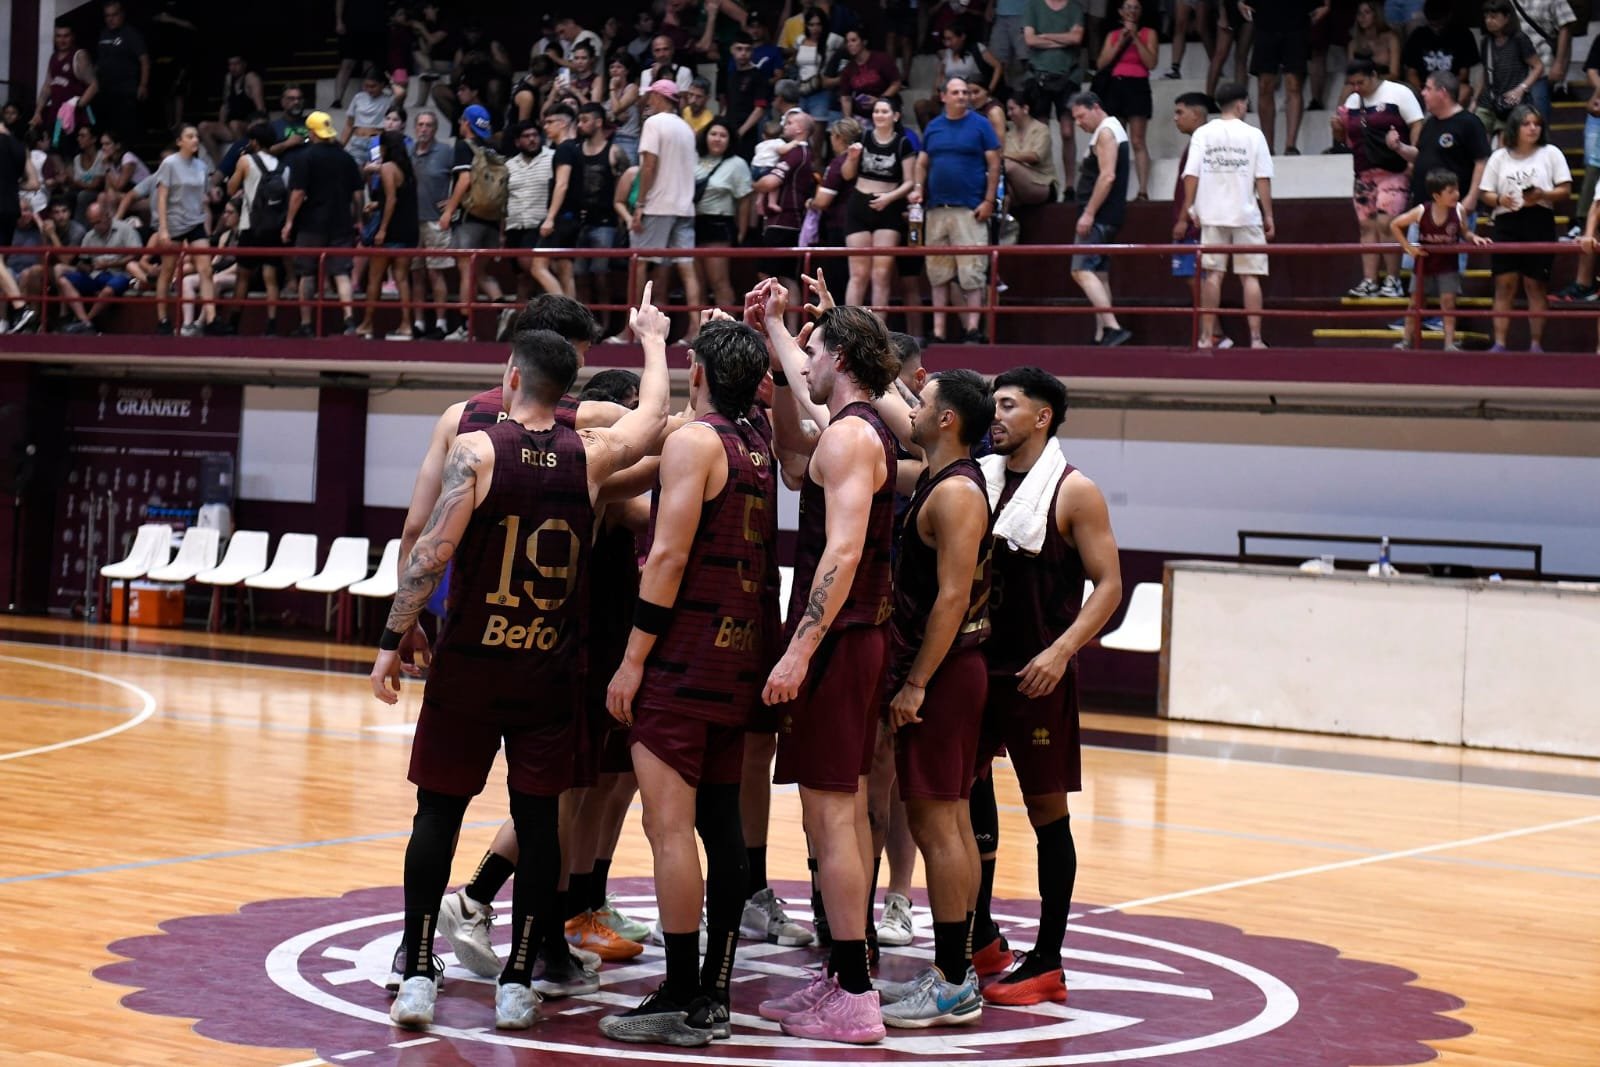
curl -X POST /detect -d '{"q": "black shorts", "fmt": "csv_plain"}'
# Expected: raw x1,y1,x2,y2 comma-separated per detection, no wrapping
845,189,908,236
339,28,387,66
237,226,284,274
1490,208,1557,282
505,227,542,249
292,229,356,277
1104,75,1153,121
1027,68,1080,120
1249,28,1310,77
758,225,801,280
540,213,581,249
695,214,738,245
170,225,209,244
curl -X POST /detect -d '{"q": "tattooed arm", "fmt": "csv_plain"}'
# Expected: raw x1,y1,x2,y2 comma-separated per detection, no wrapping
370,433,493,703
762,418,884,705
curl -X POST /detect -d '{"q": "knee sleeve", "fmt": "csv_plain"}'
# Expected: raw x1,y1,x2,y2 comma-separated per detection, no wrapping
696,783,749,928
969,774,998,855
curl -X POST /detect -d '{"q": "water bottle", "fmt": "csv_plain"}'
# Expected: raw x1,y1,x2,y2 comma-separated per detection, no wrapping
1378,535,1393,576
991,171,1006,243
907,202,924,247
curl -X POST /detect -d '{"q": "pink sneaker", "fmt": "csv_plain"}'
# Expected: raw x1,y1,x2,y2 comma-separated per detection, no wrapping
757,971,836,1022
779,985,885,1044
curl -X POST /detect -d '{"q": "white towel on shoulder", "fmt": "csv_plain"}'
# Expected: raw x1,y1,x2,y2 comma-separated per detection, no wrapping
979,444,1068,555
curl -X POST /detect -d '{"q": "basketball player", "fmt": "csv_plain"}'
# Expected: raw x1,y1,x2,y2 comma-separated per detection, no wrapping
973,366,1121,1006
370,287,670,1032
873,369,994,1028
598,318,776,1047
754,281,901,1045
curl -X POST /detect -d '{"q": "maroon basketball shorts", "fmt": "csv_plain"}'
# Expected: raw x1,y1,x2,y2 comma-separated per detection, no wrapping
895,647,988,802
979,658,1083,795
408,691,580,798
774,624,890,794
631,705,746,789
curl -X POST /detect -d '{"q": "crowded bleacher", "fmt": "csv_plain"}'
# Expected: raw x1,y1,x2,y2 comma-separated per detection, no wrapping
1,0,1597,352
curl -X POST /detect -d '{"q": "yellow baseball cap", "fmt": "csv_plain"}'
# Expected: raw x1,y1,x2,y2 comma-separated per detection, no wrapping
306,111,336,139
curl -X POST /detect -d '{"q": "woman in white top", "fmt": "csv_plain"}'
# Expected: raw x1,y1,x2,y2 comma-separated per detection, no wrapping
154,124,218,335
841,97,916,310
1480,104,1571,352
692,118,754,310
225,121,284,333
793,10,842,119
342,68,394,166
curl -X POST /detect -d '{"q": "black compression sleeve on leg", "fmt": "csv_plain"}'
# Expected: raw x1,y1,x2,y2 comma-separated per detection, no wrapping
403,788,472,979
969,772,999,854
1032,814,1076,965
500,789,563,986
696,782,749,996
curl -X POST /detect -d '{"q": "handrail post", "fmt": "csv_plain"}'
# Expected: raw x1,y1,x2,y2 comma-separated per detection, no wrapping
987,248,1000,343
317,252,327,338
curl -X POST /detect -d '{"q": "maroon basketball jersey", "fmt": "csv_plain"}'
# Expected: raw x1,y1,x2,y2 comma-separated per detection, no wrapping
458,387,580,433
986,463,1084,674
46,49,89,111
588,519,640,685
637,413,777,725
424,418,595,714
787,401,896,635
1417,204,1463,276
890,458,993,684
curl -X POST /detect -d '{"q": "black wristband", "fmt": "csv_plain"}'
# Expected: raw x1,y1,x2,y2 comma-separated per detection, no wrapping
771,370,788,387
379,627,406,651
634,599,674,635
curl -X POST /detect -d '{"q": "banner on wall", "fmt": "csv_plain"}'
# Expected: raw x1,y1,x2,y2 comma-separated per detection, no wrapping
51,381,242,614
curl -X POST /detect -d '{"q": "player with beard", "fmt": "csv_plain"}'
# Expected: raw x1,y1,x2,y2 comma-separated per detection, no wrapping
599,318,776,1047
972,366,1122,1006
371,286,670,1032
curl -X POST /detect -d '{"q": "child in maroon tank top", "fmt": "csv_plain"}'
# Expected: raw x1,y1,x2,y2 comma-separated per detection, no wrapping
1392,168,1491,351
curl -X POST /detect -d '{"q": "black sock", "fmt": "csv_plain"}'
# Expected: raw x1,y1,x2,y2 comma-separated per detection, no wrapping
746,846,768,895
701,927,737,997
464,849,515,907
402,788,471,979
1032,814,1076,968
828,938,871,994
933,920,967,982
696,782,747,994
975,858,998,944
591,858,612,911
499,789,562,986
567,871,592,919
965,910,975,969
866,856,882,946
808,855,824,916
664,931,701,1002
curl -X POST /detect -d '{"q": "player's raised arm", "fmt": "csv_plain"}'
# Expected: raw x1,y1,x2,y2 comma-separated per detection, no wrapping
582,283,671,490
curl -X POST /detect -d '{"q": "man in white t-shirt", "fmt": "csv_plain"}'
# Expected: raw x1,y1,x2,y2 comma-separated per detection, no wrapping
555,17,604,66
630,79,702,340
1175,81,1276,349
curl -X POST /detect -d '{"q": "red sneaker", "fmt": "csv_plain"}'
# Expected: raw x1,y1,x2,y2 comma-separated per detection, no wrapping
981,966,1068,1006
971,934,1011,977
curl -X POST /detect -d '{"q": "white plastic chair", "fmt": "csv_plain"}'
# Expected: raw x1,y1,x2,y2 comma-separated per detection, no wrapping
244,533,320,591
349,539,402,599
1099,582,1164,653
147,527,221,582
296,536,371,642
195,530,270,631
99,524,173,624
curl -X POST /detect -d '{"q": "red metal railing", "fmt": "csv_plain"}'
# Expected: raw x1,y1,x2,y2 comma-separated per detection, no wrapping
2,239,1595,348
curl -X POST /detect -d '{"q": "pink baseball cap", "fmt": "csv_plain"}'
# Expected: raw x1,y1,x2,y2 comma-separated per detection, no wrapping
647,79,680,102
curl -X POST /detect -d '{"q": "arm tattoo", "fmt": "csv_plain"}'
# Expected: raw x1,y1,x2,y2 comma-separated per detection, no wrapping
793,565,836,644
386,441,480,633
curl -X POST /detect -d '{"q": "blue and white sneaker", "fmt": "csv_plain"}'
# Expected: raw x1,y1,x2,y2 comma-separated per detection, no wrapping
880,967,982,1029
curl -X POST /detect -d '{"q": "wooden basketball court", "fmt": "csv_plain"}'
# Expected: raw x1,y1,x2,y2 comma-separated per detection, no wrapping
1,614,1595,1065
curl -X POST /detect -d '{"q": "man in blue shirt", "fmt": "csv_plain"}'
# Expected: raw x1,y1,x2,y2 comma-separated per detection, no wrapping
912,77,1000,343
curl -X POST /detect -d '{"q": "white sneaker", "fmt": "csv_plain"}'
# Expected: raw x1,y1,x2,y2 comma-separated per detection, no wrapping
571,944,602,969
876,892,914,947
1379,275,1405,299
496,982,541,1029
741,887,814,947
444,324,471,342
438,890,500,977
390,975,437,1028
385,329,414,341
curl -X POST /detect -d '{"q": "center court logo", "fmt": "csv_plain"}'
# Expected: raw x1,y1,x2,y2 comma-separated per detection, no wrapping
97,878,1469,1066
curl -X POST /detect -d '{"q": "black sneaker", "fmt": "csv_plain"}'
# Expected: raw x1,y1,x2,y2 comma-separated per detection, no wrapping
8,307,37,334
154,319,173,336
597,985,714,1047
687,993,732,1039
425,324,446,341
263,316,278,336
963,329,988,345
202,319,234,336
1100,327,1133,347
292,323,315,338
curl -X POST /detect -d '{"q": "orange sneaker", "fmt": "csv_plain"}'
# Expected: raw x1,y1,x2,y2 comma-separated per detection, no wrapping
981,966,1068,1006
565,910,645,961
971,933,1011,977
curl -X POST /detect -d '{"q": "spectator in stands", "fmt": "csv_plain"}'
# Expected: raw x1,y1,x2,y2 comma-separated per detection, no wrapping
408,111,453,339
34,24,99,147
813,116,862,299
537,106,582,298
1241,0,1325,156
1004,92,1058,208
1349,2,1402,80
607,53,644,163
550,42,605,112
269,87,311,158
1481,104,1570,351
1385,0,1426,29
1475,0,1543,144
835,30,904,121
631,80,703,332
643,35,695,95
1176,81,1275,349
842,96,916,308
747,13,786,80
682,76,716,138
67,126,107,222
1552,36,1600,302
152,124,220,336
1511,0,1578,119
1024,0,1086,194
722,35,773,159
1098,0,1157,200
94,1,147,143
1165,0,1212,82
508,57,556,127
970,80,1009,144
227,122,286,334
625,11,657,64
409,2,454,105
201,56,266,166
344,69,396,167
1580,201,1600,350
436,104,508,340
100,131,148,218
914,76,1000,343
791,10,843,120
917,19,1000,129
991,0,1034,89
1207,0,1253,98
283,111,364,337
1391,169,1489,349
332,2,389,108
354,130,418,340
180,200,238,335
1170,90,1215,253
1067,92,1133,346
752,107,817,318
1402,0,1478,104
1335,57,1424,298
57,201,139,333
570,103,629,330
555,16,605,67
0,121,33,246
1389,70,1490,271
1,199,43,333
1306,0,1357,113
694,117,755,310
503,120,552,305
450,23,514,117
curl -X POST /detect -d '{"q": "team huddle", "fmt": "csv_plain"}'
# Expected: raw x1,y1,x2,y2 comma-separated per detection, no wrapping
368,281,1122,1046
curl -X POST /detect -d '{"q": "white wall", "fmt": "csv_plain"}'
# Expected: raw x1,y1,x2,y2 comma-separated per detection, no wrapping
239,386,317,503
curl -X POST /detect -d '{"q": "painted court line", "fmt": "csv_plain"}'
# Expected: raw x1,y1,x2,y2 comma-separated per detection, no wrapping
1087,810,1600,916
0,654,157,762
